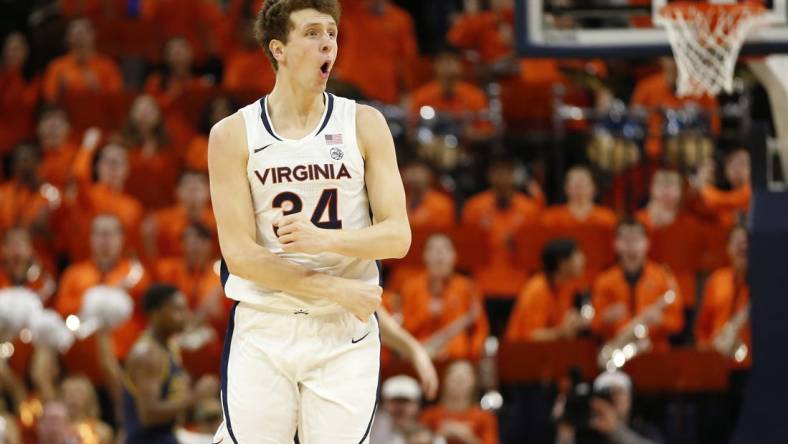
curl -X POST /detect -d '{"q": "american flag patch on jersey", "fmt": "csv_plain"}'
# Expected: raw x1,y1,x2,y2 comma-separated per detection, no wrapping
325,134,343,145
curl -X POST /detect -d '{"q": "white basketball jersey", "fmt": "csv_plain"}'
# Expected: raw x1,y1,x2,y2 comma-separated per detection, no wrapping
220,93,379,314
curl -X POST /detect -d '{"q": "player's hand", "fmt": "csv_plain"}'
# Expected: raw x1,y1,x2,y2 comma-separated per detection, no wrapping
332,279,382,322
193,375,219,399
411,344,439,401
274,213,334,254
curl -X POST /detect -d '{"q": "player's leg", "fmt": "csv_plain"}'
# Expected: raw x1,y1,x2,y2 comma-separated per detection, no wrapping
214,303,300,444
297,313,381,444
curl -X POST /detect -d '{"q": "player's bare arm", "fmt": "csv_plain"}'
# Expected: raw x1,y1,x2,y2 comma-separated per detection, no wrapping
208,113,381,319
125,342,216,427
276,104,411,259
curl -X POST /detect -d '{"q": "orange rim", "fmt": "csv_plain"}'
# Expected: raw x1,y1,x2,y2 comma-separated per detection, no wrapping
659,1,766,18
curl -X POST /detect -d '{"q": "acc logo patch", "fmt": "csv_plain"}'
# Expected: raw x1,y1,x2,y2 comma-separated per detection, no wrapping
330,146,344,160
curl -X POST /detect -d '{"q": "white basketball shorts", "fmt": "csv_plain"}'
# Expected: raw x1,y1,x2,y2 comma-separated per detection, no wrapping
213,302,380,444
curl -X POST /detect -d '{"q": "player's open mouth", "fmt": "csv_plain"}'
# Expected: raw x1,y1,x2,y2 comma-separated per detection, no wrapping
320,61,331,78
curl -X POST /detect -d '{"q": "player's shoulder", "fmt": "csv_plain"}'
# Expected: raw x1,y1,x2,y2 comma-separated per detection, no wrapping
354,103,392,157
208,112,247,157
355,103,386,127
209,112,245,141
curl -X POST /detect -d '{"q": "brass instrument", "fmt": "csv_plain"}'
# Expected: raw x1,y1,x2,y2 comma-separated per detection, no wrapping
712,301,750,363
597,289,677,371
478,336,503,411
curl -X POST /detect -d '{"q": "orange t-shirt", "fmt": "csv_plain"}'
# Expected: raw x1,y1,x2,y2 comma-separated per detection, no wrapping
0,180,52,234
408,189,456,233
54,259,151,385
695,184,751,271
149,205,216,259
695,267,750,368
699,184,751,225
519,58,608,85
143,73,214,111
184,135,208,172
635,209,706,306
462,190,541,297
39,141,80,189
447,9,514,63
336,4,418,103
222,49,275,97
389,189,456,293
400,273,489,361
155,257,229,377
58,147,144,261
67,183,144,259
541,205,617,282
0,69,40,156
42,53,123,103
630,71,720,159
505,273,586,342
125,146,181,210
591,262,684,351
420,405,499,444
409,81,491,133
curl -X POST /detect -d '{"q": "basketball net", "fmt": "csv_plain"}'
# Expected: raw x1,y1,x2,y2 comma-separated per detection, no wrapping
656,2,768,97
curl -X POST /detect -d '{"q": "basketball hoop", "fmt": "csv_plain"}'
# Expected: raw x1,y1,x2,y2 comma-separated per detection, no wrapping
656,1,769,97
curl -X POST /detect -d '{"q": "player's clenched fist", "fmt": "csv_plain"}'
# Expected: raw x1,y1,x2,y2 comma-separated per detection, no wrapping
331,279,382,321
275,213,333,255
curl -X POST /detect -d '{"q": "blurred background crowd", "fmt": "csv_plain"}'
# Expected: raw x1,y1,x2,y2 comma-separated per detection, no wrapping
0,0,763,443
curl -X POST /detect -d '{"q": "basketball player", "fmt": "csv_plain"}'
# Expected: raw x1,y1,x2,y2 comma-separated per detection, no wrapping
208,1,411,443
121,284,219,444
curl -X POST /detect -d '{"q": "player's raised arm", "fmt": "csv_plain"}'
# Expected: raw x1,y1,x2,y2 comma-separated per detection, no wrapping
275,104,411,260
208,113,380,318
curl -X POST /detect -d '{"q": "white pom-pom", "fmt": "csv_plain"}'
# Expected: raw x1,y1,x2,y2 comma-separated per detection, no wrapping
30,310,75,352
75,286,134,339
0,287,43,341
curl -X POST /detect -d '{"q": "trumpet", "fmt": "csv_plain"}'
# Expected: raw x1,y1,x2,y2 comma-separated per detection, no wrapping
597,289,677,371
711,301,750,363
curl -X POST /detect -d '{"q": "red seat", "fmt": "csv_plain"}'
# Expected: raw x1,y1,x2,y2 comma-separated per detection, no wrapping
62,90,134,134
168,86,222,129
449,224,489,273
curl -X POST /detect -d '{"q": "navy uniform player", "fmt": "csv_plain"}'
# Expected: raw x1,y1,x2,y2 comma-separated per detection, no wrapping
208,1,411,443
121,284,219,444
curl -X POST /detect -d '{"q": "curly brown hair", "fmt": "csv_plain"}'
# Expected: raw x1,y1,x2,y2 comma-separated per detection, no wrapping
255,0,341,71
